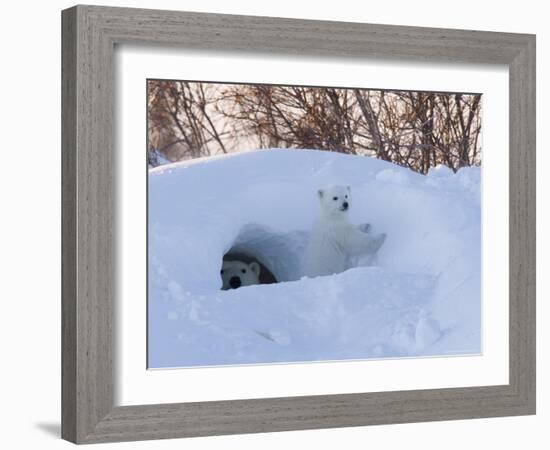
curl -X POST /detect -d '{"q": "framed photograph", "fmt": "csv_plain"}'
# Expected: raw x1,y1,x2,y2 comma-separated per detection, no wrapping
62,5,536,444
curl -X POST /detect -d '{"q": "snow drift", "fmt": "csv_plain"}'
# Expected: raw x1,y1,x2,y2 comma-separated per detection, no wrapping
148,149,481,368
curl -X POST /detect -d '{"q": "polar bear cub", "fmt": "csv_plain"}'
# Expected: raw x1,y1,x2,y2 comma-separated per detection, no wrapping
221,260,261,290
302,184,386,278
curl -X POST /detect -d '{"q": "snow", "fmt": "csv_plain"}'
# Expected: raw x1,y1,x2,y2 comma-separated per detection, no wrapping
148,149,481,368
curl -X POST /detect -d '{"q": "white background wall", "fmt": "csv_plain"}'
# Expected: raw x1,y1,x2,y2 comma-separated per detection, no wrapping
0,0,546,448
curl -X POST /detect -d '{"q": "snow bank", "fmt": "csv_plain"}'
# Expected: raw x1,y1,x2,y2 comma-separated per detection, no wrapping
148,149,481,368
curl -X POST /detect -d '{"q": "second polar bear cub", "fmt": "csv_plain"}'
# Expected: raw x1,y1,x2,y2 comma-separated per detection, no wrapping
221,260,261,290
302,184,386,278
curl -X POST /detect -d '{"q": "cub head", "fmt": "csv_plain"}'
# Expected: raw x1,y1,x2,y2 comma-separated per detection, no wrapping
221,260,261,290
317,184,351,217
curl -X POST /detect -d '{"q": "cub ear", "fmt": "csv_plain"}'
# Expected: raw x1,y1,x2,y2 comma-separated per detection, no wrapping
346,185,351,192
249,262,260,276
317,189,324,199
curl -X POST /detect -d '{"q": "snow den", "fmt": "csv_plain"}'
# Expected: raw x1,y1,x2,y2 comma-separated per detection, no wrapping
148,149,481,367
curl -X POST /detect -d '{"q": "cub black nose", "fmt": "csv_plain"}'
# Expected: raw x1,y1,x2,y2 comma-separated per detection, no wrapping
229,276,241,289
342,202,349,209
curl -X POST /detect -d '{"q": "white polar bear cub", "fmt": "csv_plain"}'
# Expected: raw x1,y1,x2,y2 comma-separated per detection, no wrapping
302,184,386,278
221,260,261,290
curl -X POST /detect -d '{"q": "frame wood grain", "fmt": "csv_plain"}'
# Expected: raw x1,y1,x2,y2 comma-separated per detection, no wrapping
61,5,536,444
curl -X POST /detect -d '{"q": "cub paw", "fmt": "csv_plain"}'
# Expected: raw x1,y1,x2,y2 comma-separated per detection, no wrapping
359,223,371,233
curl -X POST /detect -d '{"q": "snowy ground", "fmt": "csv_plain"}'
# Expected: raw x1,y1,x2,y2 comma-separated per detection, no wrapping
148,149,481,368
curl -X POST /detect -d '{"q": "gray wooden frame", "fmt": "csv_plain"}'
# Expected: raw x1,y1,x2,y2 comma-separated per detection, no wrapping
61,4,536,444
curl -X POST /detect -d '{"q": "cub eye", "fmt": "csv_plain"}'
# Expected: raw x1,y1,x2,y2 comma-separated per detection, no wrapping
241,269,247,274
345,195,348,199
333,196,338,201
220,269,224,274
